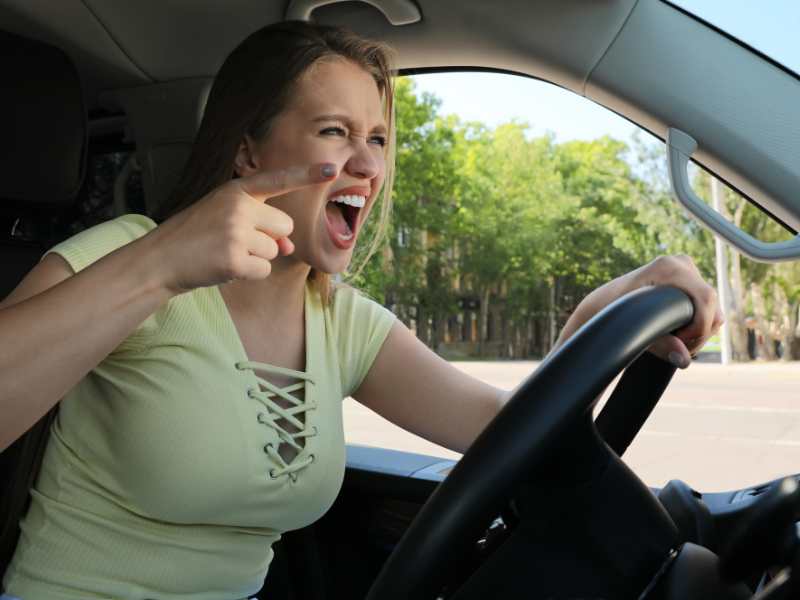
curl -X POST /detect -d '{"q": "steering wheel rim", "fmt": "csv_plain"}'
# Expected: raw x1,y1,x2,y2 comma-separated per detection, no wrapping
365,285,695,599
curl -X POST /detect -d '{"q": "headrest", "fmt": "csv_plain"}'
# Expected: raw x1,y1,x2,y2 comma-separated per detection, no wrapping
0,30,87,213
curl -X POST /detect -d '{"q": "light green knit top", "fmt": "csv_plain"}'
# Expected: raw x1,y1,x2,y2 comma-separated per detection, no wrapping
3,214,397,600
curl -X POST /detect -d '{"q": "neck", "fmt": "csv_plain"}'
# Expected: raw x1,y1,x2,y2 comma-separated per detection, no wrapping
219,254,313,318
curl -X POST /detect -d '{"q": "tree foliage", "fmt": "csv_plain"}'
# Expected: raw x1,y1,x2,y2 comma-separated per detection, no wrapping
351,78,799,360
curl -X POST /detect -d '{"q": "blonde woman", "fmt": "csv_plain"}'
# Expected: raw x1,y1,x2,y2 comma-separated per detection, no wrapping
0,21,721,600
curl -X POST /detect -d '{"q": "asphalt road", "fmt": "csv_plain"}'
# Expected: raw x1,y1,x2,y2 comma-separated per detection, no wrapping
343,360,799,493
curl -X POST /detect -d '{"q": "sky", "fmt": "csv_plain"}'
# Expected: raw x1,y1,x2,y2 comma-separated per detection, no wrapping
409,1,798,146
410,72,643,145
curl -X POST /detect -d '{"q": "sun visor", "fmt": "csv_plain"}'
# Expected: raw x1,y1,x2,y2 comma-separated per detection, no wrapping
0,30,87,212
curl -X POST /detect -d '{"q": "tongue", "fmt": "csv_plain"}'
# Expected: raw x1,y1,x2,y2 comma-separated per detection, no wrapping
326,203,352,237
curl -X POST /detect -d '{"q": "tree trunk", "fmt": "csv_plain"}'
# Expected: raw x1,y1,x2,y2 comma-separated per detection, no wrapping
416,303,429,347
712,178,733,363
500,314,513,358
434,314,447,353
790,336,800,361
726,200,751,361
478,287,491,356
794,303,800,360
501,316,512,359
750,283,777,360
774,288,800,361
397,304,410,331
548,277,559,353
727,248,751,361
539,316,548,358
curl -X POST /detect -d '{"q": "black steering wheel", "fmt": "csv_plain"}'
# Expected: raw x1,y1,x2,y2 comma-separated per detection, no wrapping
365,286,697,599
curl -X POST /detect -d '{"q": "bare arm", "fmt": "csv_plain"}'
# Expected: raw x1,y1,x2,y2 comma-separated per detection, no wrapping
352,255,723,456
353,321,508,454
551,255,723,364
0,233,175,451
0,163,338,452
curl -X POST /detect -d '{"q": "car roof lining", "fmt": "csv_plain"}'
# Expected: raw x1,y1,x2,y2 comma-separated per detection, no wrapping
2,0,798,232
586,0,800,232
0,0,638,97
663,0,800,83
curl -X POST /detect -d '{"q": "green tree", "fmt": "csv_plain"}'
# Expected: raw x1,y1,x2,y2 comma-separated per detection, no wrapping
355,79,800,361
353,78,461,347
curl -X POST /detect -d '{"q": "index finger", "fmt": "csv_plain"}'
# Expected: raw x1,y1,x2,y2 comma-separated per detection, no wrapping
238,163,337,201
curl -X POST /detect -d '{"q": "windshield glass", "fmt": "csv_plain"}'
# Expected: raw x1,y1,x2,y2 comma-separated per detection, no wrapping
343,71,800,493
668,0,800,76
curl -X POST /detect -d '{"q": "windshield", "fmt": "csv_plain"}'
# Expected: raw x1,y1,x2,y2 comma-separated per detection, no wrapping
344,71,800,493
668,0,800,76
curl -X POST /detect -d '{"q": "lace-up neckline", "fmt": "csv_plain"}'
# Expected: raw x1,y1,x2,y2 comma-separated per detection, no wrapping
215,284,318,482
235,361,317,481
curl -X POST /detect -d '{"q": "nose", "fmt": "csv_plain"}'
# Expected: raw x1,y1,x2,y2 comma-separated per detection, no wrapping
343,138,381,181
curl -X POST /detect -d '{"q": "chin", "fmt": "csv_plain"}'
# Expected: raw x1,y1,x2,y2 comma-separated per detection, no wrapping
309,251,353,276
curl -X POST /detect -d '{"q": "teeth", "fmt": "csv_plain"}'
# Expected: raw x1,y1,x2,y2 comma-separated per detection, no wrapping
331,194,366,208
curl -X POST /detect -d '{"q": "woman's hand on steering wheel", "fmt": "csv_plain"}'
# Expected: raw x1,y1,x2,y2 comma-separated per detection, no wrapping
557,254,723,369
630,255,724,367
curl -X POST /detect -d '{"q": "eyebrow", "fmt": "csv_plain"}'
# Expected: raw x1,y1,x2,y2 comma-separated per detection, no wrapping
312,113,388,135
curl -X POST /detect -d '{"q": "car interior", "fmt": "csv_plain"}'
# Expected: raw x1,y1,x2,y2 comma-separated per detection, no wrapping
1,0,799,598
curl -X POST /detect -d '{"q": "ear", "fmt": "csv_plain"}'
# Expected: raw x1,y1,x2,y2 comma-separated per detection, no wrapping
233,135,260,177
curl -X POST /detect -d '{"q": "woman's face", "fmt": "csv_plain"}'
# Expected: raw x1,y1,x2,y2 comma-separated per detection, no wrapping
235,58,388,275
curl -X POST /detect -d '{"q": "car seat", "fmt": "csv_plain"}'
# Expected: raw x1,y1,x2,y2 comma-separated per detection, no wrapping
0,29,87,581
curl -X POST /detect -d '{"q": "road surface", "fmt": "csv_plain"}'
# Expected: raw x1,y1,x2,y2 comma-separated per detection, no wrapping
343,361,799,492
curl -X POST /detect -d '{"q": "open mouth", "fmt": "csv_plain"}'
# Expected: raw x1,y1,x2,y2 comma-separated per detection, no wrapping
325,192,366,249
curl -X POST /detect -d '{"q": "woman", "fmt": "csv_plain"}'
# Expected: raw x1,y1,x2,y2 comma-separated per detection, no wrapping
0,20,721,600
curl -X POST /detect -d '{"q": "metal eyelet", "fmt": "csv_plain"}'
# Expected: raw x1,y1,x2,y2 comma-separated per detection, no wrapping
257,412,266,424
247,389,256,399
269,469,278,479
263,443,273,454
235,362,243,370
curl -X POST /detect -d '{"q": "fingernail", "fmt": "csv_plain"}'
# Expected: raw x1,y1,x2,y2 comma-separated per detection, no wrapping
321,164,336,178
668,351,688,369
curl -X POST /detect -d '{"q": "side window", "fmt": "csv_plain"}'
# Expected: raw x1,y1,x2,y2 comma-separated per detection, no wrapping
5,141,145,253
67,149,145,236
343,72,799,492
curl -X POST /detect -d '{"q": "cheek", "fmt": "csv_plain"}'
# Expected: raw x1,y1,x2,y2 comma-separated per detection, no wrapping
362,159,387,220
266,189,317,225
370,154,387,192
361,194,382,226
373,159,388,196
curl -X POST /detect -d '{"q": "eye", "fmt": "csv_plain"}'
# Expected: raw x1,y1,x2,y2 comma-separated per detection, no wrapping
320,126,347,137
369,135,387,147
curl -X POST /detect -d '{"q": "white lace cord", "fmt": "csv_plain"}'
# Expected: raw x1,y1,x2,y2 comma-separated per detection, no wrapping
236,361,318,481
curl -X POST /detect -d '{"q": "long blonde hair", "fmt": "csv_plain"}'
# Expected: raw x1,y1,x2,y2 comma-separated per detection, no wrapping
155,20,396,305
